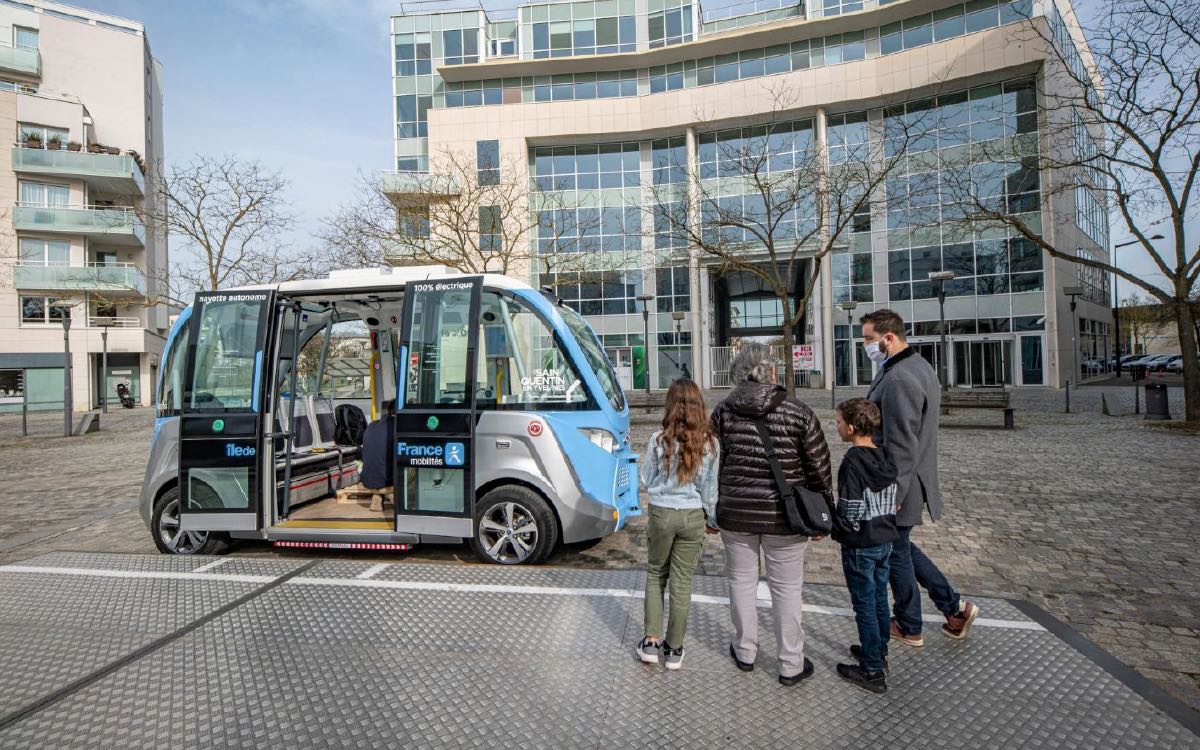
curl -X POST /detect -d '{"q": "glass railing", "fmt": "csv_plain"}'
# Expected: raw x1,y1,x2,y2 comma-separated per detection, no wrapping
12,204,145,245
0,44,40,76
12,147,145,194
13,262,146,295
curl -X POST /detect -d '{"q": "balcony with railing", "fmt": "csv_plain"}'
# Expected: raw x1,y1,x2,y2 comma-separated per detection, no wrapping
12,146,145,195
12,203,145,247
13,262,146,296
87,315,142,328
381,171,460,197
0,42,40,77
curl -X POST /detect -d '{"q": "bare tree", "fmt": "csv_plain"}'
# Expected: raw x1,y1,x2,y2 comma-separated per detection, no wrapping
650,85,916,394
320,149,590,278
936,0,1200,419
155,154,306,294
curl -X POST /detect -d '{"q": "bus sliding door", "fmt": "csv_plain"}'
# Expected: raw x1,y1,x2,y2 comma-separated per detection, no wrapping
177,290,275,533
394,277,481,538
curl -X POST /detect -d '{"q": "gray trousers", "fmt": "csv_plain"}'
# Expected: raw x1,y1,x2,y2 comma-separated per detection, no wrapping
721,530,809,677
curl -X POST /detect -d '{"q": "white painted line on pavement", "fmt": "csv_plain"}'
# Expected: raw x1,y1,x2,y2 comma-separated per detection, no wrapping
289,576,1045,632
356,563,391,580
191,559,230,573
0,565,276,584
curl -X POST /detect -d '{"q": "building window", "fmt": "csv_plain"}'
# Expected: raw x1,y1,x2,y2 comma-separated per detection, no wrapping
395,94,432,139
20,296,65,325
13,26,38,49
531,143,640,192
17,123,69,148
648,3,693,48
477,140,500,185
827,111,869,165
530,10,635,59
832,251,874,303
1074,179,1109,249
655,267,690,313
1076,247,1108,304
544,270,644,317
441,27,480,66
479,205,501,253
18,180,70,207
648,63,686,94
393,32,432,76
19,237,70,266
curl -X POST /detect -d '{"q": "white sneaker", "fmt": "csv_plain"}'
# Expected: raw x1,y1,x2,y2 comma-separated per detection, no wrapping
664,644,684,671
636,637,661,664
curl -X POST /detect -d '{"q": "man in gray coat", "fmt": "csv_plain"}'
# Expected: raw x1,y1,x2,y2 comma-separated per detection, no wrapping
861,309,979,646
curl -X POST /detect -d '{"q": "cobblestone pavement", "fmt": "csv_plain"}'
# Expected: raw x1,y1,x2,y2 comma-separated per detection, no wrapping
1,389,1197,712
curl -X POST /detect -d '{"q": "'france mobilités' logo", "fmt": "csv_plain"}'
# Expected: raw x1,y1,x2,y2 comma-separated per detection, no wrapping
396,441,467,467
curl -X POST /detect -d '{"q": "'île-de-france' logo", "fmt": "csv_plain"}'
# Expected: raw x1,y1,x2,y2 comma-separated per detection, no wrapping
445,442,465,466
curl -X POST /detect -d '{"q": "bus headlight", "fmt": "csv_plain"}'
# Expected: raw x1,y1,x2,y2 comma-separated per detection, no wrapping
579,428,616,453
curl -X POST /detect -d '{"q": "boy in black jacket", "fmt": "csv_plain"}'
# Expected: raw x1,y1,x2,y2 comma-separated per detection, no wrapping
833,398,899,694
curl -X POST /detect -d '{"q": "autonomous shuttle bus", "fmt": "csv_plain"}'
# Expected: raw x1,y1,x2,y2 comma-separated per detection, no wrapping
139,267,640,565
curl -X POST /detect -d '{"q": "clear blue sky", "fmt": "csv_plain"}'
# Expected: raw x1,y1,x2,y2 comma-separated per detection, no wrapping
78,0,1184,300
82,0,402,250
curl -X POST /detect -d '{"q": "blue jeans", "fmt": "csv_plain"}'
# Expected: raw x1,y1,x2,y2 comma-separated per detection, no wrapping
841,544,892,673
889,527,961,635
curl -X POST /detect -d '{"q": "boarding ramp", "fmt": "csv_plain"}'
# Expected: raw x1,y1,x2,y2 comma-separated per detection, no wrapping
0,552,1196,748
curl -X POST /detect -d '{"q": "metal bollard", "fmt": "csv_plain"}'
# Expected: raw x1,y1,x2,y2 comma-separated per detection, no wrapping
1134,378,1140,415
1065,380,1071,414
1143,383,1171,421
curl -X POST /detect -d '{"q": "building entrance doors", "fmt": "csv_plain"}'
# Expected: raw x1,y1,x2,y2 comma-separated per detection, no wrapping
605,346,634,391
953,340,1012,387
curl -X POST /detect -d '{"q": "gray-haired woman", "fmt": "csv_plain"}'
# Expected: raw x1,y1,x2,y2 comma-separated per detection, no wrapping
709,342,833,685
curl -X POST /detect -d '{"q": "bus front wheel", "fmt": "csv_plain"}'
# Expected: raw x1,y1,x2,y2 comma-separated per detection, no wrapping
470,486,557,565
152,487,230,556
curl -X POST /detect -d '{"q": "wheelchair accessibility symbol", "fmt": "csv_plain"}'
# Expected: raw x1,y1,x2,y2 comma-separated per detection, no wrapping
445,442,465,467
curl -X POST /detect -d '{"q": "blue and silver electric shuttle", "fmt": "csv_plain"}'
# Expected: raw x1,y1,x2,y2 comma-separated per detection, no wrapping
138,266,639,564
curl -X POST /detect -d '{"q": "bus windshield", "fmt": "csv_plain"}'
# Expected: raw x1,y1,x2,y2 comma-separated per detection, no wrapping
557,305,626,412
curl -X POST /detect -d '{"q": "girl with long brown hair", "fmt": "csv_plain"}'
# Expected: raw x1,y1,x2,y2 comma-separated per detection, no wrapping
635,378,719,671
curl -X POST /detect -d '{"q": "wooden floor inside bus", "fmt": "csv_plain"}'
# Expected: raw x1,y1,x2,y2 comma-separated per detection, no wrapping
278,495,394,529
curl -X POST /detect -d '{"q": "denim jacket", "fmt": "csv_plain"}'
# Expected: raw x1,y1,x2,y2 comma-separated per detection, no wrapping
639,431,720,522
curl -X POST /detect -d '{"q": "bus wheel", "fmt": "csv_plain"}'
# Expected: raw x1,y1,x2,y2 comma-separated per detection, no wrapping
470,486,557,565
152,487,229,556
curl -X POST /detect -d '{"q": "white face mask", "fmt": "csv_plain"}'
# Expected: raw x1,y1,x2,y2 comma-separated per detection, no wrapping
865,340,888,364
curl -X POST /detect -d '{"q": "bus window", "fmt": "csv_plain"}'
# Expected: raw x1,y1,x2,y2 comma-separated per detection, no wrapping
320,320,373,398
406,288,473,406
188,299,266,411
477,292,590,409
157,324,187,416
557,304,626,411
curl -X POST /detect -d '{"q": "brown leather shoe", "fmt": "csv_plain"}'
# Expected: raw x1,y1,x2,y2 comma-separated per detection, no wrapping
890,618,925,647
942,600,980,640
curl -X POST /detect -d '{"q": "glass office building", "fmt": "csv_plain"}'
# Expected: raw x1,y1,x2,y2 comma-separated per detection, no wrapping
390,0,1109,389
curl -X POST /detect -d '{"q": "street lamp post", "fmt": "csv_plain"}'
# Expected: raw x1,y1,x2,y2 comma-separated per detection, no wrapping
930,271,956,392
100,322,109,413
1064,286,1085,414
636,293,655,394
671,310,690,380
834,300,858,409
51,300,76,437
1112,235,1163,377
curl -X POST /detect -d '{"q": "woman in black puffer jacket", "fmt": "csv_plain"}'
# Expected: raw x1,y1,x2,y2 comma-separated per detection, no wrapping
709,342,832,685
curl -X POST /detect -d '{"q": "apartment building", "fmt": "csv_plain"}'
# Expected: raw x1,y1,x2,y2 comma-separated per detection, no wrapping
0,0,165,413
388,0,1111,390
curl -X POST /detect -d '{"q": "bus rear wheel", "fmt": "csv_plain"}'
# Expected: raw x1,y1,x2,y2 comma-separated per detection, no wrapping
470,486,557,565
152,487,229,556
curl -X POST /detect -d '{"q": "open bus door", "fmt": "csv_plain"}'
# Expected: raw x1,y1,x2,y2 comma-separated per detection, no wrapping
177,290,276,533
394,276,481,539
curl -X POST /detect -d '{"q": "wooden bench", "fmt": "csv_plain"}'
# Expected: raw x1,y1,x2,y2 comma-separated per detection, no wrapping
940,388,1014,429
336,483,394,512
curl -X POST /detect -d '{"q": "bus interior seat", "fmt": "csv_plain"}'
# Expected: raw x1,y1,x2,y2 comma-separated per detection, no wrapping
309,395,337,444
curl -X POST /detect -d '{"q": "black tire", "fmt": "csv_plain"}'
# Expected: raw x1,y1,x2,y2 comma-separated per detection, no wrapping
151,486,230,556
469,485,558,565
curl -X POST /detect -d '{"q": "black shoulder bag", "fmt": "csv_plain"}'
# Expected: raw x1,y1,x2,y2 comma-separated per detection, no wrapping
753,417,833,537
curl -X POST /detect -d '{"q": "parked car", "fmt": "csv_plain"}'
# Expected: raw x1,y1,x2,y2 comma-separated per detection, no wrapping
1164,355,1191,374
1152,354,1181,372
1131,354,1176,375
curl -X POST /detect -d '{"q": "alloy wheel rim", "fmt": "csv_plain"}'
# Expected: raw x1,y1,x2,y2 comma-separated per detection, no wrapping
478,501,539,563
159,497,208,554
